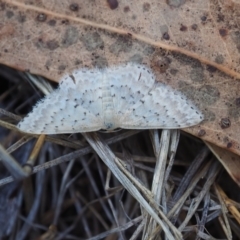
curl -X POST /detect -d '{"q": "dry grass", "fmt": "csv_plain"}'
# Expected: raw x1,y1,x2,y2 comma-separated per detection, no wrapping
0,64,239,240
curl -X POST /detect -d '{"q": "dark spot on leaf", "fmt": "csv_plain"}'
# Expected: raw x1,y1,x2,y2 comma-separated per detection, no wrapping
190,64,204,82
198,129,206,137
227,142,233,148
180,24,187,32
201,15,207,22
46,40,59,50
75,59,82,65
6,11,14,18
80,32,104,51
143,3,150,12
107,0,118,10
69,3,79,11
220,118,231,129
191,24,197,30
109,36,133,55
174,52,201,69
0,2,6,10
48,19,56,26
163,32,170,40
219,28,228,37
236,98,240,107
206,65,217,73
58,65,66,71
62,26,79,47
123,6,130,13
36,13,47,22
170,69,178,75
215,55,224,64
197,85,220,105
61,19,69,25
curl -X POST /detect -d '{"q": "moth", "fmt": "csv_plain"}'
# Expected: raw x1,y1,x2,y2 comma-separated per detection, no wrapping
18,63,203,134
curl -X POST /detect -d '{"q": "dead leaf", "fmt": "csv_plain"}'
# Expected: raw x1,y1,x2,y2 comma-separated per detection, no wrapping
207,141,240,186
1,0,240,155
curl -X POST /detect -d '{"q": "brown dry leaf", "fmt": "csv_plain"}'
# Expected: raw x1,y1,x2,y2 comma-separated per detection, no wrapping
207,141,240,186
1,0,240,155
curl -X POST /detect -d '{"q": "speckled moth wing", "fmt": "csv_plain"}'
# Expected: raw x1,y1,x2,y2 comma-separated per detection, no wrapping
18,69,104,134
17,63,203,134
119,83,203,129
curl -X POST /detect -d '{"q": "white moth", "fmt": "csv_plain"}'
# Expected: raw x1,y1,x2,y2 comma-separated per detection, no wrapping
18,63,203,134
